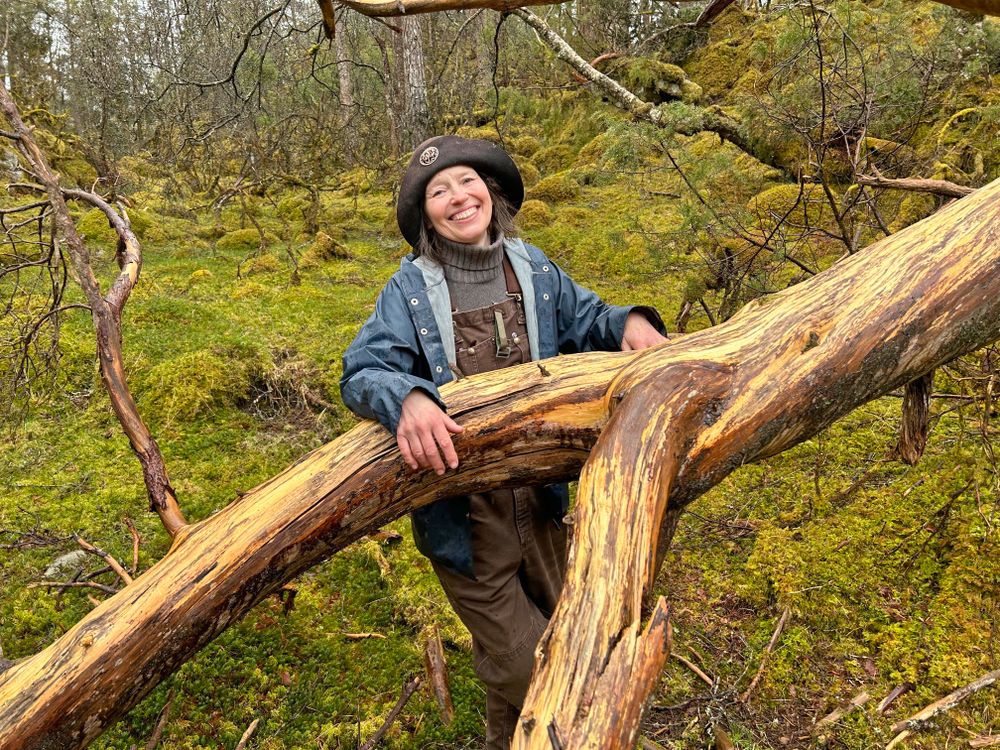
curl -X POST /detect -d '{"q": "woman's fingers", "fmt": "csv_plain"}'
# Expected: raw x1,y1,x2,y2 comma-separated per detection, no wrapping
442,412,465,434
419,430,447,475
398,434,419,471
433,423,459,470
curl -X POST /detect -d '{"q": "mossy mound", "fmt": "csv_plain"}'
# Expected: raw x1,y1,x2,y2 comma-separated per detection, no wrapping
138,350,252,426
889,192,937,233
526,174,580,203
516,199,553,230
243,252,282,276
75,208,119,249
455,124,503,143
746,183,840,236
216,228,269,255
300,232,351,267
516,160,540,188
531,144,575,175
576,133,613,166
607,57,702,104
509,134,542,158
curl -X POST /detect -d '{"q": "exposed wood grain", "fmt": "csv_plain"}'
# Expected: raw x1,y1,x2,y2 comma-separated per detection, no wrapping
2,178,1000,750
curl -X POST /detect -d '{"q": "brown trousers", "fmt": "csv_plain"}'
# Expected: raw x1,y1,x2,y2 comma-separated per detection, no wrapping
431,487,567,749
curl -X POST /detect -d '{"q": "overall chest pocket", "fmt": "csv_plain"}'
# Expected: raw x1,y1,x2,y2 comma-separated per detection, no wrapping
453,297,528,377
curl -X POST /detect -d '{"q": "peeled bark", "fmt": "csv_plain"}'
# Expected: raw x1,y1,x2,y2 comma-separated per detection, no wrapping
2,176,1000,750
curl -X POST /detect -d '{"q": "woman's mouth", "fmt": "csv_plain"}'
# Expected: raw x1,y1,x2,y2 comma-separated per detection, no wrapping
450,206,479,222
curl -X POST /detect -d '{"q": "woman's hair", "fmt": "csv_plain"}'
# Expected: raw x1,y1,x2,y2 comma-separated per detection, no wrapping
416,174,518,257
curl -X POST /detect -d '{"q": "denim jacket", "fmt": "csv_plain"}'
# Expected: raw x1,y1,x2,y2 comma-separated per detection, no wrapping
340,238,662,576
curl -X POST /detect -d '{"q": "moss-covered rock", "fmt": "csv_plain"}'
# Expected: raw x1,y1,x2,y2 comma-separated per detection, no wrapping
608,57,702,104
517,160,540,188
526,174,580,203
244,252,281,275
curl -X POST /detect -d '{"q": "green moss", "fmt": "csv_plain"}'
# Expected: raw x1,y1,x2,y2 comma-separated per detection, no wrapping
516,160,540,188
136,350,252,426
516,199,553,229
531,144,575,175
525,173,580,203
510,134,542,157
216,228,268,255
455,124,502,143
609,57,702,104
75,208,119,249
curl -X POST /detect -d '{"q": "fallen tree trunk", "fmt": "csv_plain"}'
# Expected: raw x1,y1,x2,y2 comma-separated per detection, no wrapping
1,178,1000,749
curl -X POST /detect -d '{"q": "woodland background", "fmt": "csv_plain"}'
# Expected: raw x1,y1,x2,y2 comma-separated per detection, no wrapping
1,0,999,747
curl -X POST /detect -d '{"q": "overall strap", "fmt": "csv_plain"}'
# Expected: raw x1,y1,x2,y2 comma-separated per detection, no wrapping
502,254,522,297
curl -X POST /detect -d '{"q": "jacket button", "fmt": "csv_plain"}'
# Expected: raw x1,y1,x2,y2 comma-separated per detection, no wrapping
420,328,428,335
410,298,419,305
435,366,443,373
542,293,550,300
542,265,549,272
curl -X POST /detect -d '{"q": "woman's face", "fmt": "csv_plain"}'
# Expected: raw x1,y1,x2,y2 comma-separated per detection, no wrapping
423,165,493,246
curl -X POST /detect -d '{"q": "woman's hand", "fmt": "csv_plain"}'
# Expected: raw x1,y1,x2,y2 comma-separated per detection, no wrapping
397,389,465,475
621,311,668,351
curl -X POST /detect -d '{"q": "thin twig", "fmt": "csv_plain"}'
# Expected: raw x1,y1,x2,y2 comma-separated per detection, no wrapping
891,669,1000,735
125,519,141,575
814,691,872,733
233,718,259,750
29,581,119,595
671,652,714,687
358,676,421,750
741,607,791,701
75,534,133,585
143,689,174,750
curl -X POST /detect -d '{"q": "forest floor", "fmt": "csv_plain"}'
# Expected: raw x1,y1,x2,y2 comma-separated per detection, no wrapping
2,95,999,749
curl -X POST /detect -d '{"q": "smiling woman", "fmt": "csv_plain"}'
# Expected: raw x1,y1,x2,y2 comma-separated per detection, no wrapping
339,134,667,748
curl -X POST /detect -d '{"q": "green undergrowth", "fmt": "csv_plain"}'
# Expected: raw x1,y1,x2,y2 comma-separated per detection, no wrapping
5,7,1000,745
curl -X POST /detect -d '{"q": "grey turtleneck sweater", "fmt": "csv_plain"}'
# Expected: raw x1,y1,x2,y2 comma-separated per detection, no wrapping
429,235,509,313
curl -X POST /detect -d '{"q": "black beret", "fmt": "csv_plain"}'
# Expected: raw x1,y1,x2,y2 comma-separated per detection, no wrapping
396,135,524,248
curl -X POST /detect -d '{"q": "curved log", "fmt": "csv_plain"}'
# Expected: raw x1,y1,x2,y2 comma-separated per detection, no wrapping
1,177,1000,749
515,176,1000,748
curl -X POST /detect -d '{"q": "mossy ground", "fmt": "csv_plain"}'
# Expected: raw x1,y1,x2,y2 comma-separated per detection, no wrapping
4,7,1000,745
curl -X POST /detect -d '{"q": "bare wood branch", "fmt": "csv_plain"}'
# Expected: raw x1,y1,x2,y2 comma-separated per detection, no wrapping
814,691,872,733
857,175,975,199
970,735,1000,749
2,180,1000,749
233,718,259,750
142,690,174,750
877,683,914,714
894,372,933,465
423,625,454,724
891,669,1000,735
670,652,713,687
359,677,422,750
740,607,791,702
74,535,134,586
511,8,775,172
0,81,186,537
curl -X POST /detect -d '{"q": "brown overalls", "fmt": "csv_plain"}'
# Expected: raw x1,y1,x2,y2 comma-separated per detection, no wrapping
430,258,568,749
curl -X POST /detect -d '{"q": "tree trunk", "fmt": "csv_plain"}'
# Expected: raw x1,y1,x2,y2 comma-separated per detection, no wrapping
2,179,1000,749
400,15,431,149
